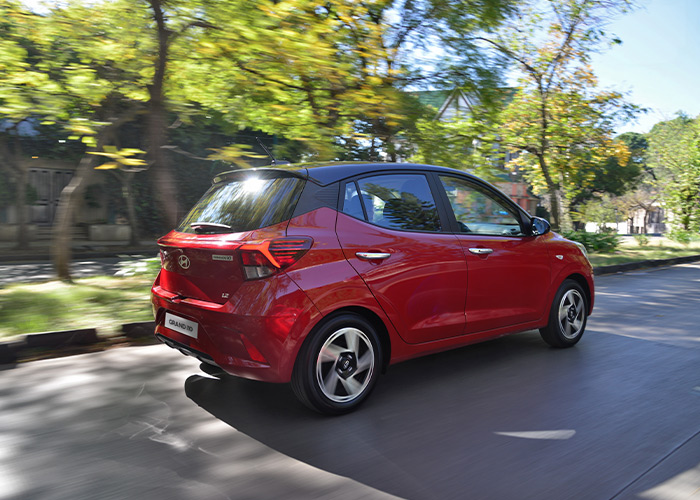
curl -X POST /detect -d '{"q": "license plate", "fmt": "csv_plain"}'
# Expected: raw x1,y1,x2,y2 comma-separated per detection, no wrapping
165,312,198,339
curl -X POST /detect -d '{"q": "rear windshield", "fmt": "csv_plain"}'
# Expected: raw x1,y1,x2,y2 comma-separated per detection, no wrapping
177,176,305,233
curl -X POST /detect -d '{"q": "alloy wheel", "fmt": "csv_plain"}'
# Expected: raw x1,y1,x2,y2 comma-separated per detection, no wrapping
315,327,375,403
558,289,585,339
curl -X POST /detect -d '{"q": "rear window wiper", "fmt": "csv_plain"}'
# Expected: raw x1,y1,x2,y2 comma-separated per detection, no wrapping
190,221,232,233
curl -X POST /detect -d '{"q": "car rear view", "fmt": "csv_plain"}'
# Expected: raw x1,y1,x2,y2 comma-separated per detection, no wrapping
151,169,319,382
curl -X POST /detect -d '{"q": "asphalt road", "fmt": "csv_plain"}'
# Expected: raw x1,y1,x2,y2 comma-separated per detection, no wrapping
1,264,699,500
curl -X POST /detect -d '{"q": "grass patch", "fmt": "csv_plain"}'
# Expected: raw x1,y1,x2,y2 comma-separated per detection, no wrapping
589,237,700,267
0,259,158,339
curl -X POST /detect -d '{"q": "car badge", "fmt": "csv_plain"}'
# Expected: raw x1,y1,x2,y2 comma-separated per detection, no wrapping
178,255,191,269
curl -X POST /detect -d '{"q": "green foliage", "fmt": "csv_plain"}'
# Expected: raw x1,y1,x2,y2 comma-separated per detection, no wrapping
666,228,698,246
408,94,507,180
633,233,650,246
561,230,621,254
570,132,646,213
646,114,700,233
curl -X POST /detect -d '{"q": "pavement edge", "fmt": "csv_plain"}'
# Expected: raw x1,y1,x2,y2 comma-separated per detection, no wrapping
0,322,156,365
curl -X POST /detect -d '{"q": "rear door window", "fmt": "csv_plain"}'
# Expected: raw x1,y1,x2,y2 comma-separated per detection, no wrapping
178,175,305,233
344,174,442,232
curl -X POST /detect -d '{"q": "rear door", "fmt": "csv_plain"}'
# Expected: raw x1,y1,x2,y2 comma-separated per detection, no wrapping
336,172,468,344
436,175,551,333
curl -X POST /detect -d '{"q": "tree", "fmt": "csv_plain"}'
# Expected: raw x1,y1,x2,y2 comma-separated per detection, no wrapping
168,1,403,160
408,97,507,180
477,0,638,230
646,114,700,232
0,0,73,249
174,0,524,162
569,131,645,228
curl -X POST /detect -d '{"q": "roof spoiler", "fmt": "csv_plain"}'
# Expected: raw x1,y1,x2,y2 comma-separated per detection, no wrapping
212,167,309,185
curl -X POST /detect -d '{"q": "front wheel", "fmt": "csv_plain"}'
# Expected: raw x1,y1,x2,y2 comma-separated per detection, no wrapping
292,314,381,415
540,279,588,348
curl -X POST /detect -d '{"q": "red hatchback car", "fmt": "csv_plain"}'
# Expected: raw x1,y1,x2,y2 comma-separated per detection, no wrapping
152,163,594,414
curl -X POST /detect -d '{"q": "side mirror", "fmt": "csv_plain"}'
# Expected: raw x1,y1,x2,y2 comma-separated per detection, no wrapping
530,216,551,236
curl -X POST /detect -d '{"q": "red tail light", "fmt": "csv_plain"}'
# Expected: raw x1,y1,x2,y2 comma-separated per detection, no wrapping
240,237,313,280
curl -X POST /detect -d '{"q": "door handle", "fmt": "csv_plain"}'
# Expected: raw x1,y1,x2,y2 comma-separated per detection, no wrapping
356,252,391,261
469,248,493,255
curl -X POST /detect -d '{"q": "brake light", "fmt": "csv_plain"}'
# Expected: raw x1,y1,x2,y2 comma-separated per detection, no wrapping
240,237,313,280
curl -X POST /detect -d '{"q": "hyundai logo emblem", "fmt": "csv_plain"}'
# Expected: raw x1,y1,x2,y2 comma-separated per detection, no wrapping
178,255,191,269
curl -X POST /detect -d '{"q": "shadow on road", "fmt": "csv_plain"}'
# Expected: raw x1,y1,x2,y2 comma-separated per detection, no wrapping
184,324,700,499
185,332,593,499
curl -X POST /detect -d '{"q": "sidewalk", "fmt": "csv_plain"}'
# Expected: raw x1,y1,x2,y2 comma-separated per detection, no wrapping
0,237,159,263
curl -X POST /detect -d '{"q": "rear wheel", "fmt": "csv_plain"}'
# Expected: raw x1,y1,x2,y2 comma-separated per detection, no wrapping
292,314,381,415
540,279,588,348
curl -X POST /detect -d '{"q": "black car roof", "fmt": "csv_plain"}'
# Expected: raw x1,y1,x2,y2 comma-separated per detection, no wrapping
303,162,479,186
217,162,484,187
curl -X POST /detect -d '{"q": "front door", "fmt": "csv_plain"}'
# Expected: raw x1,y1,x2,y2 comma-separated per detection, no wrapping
437,175,551,334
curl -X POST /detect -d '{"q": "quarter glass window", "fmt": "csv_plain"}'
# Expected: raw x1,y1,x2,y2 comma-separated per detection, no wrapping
356,174,441,232
439,176,524,236
342,182,365,220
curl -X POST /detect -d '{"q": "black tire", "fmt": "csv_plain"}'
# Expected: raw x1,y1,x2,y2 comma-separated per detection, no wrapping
539,279,588,348
292,313,382,415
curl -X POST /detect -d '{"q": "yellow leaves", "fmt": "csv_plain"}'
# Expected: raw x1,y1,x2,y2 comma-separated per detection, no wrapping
89,146,147,171
271,104,293,113
94,162,119,170
206,145,267,168
70,125,96,136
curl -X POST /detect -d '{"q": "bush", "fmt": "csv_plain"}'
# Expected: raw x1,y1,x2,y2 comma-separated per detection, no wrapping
666,229,697,245
561,230,621,254
633,233,650,246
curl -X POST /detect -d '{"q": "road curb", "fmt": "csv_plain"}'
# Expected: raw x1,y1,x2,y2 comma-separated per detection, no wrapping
0,322,156,366
594,253,700,276
25,328,98,348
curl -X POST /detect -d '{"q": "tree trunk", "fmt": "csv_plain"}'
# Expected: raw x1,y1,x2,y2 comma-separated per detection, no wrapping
547,190,561,231
643,209,649,234
14,160,29,250
536,153,561,230
123,172,139,246
147,0,179,231
52,153,97,281
51,107,142,280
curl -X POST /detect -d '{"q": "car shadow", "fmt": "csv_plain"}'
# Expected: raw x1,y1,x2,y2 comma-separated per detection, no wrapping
184,331,589,499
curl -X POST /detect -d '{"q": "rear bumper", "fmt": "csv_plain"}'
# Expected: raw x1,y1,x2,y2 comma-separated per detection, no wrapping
151,272,321,383
155,333,215,365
